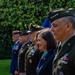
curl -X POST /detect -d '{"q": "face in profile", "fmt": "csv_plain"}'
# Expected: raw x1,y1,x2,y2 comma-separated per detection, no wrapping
19,35,29,44
30,31,37,42
36,34,47,52
12,34,19,42
51,18,68,42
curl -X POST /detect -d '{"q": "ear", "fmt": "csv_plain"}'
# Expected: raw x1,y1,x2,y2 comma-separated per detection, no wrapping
66,22,72,31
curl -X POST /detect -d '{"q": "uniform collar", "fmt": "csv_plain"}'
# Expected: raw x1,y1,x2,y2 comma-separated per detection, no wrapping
61,32,75,48
15,40,20,44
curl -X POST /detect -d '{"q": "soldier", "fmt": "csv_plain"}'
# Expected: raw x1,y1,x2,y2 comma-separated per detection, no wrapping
10,30,22,75
18,30,31,75
48,8,75,75
25,24,45,75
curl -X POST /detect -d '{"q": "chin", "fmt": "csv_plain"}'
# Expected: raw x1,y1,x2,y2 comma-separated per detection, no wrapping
39,48,42,51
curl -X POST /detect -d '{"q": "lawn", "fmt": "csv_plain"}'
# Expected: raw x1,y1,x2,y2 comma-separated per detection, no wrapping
0,59,11,75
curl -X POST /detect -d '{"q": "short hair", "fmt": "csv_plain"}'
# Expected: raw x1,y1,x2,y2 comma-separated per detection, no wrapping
12,30,20,35
40,31,56,50
59,16,75,29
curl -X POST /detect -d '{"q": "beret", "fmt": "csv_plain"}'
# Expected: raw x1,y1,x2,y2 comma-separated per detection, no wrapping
12,30,20,35
48,8,74,22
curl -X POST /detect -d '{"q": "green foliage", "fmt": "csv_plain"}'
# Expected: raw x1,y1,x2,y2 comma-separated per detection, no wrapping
0,0,75,59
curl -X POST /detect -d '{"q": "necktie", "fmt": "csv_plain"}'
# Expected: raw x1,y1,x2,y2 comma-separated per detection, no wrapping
58,42,61,51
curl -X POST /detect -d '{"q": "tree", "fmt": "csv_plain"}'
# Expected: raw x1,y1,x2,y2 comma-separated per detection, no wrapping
0,0,75,59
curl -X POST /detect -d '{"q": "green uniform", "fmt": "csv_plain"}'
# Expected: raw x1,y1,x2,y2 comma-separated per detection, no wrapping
53,35,75,75
25,43,43,75
18,41,31,73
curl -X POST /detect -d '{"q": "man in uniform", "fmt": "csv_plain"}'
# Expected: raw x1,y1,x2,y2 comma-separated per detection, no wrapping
18,30,31,75
25,24,44,75
48,8,75,75
10,30,22,75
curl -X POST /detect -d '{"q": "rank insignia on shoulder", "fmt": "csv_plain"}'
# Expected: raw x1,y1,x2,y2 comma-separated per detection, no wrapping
29,59,32,63
21,50,23,53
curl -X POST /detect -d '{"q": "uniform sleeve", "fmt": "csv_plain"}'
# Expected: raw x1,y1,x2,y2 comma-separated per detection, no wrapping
15,42,22,71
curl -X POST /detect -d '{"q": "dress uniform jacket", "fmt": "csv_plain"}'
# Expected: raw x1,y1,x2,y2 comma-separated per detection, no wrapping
10,40,22,74
53,35,75,75
36,50,56,75
18,41,32,73
25,43,43,75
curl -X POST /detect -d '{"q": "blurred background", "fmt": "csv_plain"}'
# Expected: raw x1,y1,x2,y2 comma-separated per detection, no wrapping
0,0,75,75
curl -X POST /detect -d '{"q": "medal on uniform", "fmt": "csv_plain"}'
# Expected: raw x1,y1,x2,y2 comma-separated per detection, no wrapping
15,45,19,50
29,59,32,63
59,71,64,75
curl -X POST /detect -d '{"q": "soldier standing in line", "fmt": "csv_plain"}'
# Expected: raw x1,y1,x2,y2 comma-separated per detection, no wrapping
18,30,31,75
48,8,75,75
25,24,45,75
10,30,22,75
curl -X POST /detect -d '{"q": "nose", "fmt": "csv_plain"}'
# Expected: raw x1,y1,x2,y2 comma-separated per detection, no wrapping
50,26,54,32
35,42,39,49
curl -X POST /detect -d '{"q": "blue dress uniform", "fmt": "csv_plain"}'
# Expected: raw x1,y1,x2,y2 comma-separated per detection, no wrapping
52,35,75,75
10,40,22,75
36,50,56,75
25,43,43,75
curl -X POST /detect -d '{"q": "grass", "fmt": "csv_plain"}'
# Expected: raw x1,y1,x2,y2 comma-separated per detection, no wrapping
0,59,11,75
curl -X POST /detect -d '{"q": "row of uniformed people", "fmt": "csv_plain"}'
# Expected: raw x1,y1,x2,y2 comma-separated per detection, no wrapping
10,23,57,75
10,8,75,75
24,8,75,75
18,24,45,75
18,24,57,75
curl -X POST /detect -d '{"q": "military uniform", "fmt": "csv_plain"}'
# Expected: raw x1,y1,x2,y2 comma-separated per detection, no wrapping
48,8,75,75
18,41,31,73
24,24,44,75
52,35,75,75
25,43,43,75
18,30,32,74
10,40,22,75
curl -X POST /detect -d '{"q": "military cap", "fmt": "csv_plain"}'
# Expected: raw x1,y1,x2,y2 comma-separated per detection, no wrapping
68,8,75,16
19,30,29,36
27,24,44,33
48,8,74,22
12,30,20,35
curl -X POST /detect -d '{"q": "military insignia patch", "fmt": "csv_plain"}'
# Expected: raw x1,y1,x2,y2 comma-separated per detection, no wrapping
58,53,68,65
61,53,68,61
59,71,64,75
15,45,19,50
29,59,32,63
21,50,23,53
